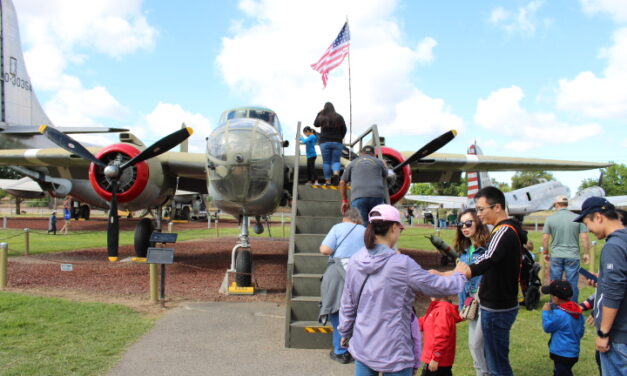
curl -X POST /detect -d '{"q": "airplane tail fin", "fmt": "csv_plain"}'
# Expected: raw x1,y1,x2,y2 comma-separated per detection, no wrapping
0,0,53,128
466,142,491,199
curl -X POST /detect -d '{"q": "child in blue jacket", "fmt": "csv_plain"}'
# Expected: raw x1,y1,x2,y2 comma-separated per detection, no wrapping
542,280,585,376
300,126,318,185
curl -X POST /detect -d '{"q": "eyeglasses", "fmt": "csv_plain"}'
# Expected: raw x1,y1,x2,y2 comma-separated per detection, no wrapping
476,204,496,213
457,220,474,229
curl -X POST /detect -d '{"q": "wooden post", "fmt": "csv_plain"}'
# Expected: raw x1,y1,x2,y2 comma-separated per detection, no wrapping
24,228,29,255
0,242,7,289
149,263,158,303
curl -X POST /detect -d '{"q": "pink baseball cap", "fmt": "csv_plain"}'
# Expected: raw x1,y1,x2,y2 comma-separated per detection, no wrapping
368,204,404,229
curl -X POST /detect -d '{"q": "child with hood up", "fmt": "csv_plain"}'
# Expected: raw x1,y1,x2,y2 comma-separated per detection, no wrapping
419,297,463,375
542,280,585,376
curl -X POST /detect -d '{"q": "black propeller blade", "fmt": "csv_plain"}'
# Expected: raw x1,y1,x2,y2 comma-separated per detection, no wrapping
393,130,457,172
107,180,119,261
121,127,193,169
40,125,106,168
40,125,194,261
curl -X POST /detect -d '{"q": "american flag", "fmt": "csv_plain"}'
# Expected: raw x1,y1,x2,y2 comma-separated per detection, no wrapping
311,22,351,88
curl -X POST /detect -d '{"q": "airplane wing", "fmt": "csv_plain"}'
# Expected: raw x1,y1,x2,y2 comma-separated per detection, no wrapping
400,152,610,183
606,196,627,208
404,195,467,208
0,177,42,192
0,148,208,192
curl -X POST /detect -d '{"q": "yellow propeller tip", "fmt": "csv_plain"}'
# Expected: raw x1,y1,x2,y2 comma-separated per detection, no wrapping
39,124,48,134
451,130,458,137
187,127,194,136
108,257,119,262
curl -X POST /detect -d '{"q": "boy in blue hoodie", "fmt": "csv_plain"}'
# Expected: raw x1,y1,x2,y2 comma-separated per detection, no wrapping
300,126,318,185
542,280,585,376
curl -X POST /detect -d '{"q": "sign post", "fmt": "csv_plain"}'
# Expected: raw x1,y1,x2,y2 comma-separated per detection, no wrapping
147,232,178,307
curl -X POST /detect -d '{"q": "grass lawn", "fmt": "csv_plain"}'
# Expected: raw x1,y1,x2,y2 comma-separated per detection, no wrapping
0,292,154,376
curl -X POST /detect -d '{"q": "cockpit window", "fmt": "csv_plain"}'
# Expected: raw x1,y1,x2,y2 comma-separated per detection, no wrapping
227,110,248,120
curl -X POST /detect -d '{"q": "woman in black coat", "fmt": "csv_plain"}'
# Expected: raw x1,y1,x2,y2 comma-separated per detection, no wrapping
313,102,347,185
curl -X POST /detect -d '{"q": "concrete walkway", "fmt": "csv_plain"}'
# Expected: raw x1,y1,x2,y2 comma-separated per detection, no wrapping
108,302,354,376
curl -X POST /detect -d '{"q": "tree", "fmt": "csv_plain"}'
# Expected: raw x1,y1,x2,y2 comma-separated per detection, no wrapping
490,178,512,192
409,178,467,197
511,170,554,190
0,166,22,179
579,163,626,196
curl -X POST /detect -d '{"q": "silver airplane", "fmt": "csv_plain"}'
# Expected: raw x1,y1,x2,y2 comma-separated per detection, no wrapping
406,141,575,220
0,0,611,288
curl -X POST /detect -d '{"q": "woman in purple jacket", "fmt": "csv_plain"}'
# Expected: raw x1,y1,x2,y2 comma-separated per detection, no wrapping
339,204,469,375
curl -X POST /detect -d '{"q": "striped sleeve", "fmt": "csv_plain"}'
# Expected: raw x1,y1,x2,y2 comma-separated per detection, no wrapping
469,226,509,277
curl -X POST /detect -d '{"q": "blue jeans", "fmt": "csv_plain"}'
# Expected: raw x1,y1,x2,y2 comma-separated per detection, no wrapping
329,312,347,355
550,257,580,301
320,142,343,180
481,307,518,376
355,360,414,376
600,342,627,376
352,197,385,225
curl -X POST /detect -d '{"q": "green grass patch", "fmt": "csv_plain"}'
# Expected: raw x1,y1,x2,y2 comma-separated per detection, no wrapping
0,292,154,376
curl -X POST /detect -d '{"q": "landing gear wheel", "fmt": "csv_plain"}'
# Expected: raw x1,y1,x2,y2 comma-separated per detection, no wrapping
181,206,191,221
134,218,154,258
80,204,90,220
235,249,252,287
525,285,540,311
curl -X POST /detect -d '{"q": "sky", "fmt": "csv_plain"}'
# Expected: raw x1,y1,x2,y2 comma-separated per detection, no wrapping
11,0,627,195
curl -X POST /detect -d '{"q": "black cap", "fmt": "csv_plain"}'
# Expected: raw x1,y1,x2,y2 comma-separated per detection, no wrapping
574,196,615,223
541,280,573,300
361,145,375,155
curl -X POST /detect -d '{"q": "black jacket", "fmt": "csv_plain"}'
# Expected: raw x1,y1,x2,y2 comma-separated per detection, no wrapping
469,219,524,310
314,112,347,144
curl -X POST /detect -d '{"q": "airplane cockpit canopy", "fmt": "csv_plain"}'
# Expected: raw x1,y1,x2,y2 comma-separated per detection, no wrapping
219,107,282,134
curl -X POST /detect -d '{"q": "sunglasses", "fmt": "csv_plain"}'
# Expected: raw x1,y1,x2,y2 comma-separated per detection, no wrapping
457,220,474,229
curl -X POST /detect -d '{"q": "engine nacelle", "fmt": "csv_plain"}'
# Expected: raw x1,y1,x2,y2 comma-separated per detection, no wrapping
88,143,173,211
380,147,412,204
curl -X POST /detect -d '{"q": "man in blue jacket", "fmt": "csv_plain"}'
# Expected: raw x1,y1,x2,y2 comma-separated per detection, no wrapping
575,197,627,376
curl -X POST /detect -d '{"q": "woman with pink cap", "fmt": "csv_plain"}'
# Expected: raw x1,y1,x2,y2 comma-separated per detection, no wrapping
338,204,469,376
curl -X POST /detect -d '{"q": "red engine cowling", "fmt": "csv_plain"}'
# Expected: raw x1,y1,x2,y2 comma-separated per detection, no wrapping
379,147,412,204
88,144,148,203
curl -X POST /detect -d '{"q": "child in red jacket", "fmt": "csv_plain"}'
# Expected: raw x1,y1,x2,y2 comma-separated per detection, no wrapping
419,297,463,376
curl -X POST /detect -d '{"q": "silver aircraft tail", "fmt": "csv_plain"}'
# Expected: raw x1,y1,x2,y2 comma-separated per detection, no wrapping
0,0,52,128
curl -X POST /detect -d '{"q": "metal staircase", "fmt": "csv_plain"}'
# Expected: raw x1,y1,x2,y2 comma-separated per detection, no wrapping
284,122,386,349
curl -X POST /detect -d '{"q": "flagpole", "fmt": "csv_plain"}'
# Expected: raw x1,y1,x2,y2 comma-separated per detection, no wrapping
346,17,353,147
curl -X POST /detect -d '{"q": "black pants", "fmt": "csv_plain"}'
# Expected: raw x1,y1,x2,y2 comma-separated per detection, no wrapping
421,364,452,376
550,353,578,376
306,156,317,182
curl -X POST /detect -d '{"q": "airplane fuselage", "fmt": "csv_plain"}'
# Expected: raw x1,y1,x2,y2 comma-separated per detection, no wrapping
206,108,285,218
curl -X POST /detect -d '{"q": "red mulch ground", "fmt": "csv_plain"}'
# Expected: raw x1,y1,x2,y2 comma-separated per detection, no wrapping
3,217,445,313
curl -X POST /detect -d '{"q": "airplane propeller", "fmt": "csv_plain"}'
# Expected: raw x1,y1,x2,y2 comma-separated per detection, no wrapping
40,125,193,261
392,130,457,173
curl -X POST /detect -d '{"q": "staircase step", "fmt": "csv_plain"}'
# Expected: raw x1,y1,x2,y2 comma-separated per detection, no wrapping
297,185,345,201
294,234,326,253
293,253,328,274
292,273,322,297
296,200,341,217
295,216,339,234
287,320,333,349
289,296,322,322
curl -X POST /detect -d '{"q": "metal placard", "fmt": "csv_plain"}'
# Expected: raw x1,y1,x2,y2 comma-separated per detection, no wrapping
146,248,174,264
149,232,178,243
60,264,73,271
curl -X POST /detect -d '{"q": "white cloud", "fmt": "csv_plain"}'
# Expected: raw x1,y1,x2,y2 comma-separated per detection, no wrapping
580,0,627,23
13,0,157,128
489,1,546,35
143,103,212,153
415,37,437,64
557,27,627,120
475,86,602,148
216,0,461,140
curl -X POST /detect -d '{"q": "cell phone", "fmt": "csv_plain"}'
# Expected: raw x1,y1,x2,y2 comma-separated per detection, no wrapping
579,267,598,282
